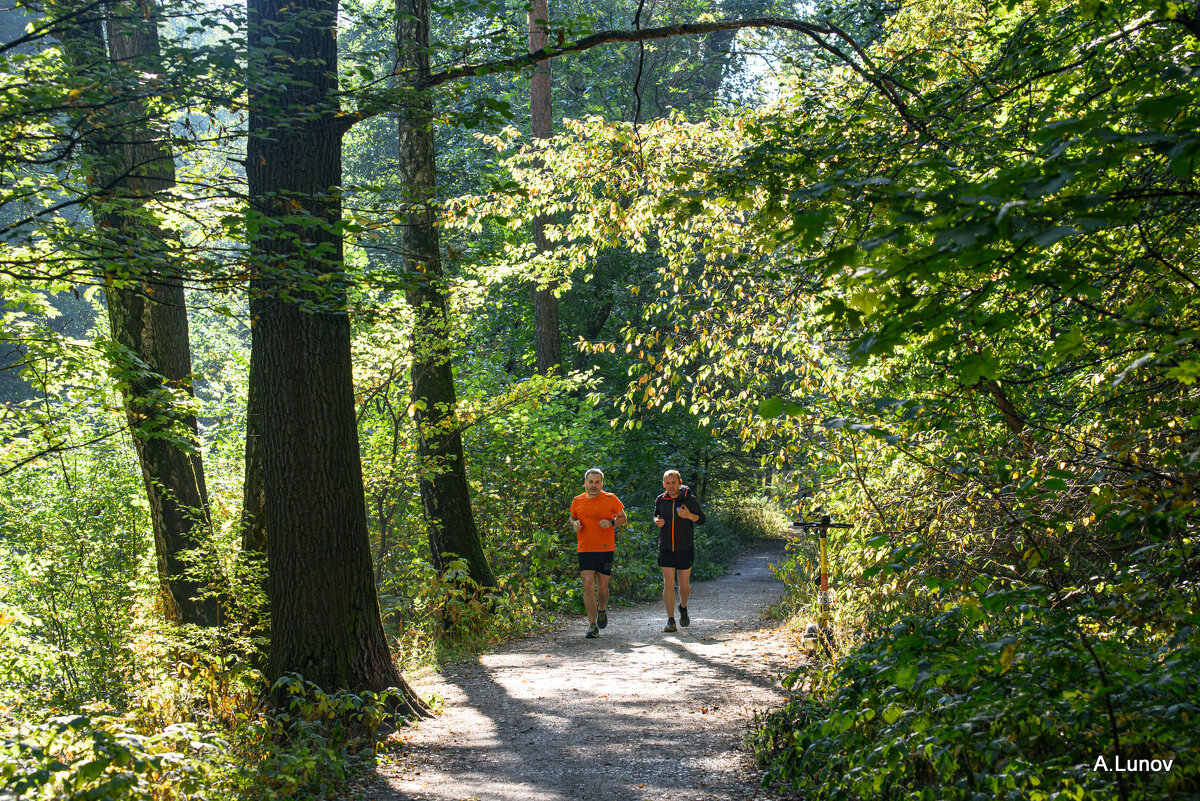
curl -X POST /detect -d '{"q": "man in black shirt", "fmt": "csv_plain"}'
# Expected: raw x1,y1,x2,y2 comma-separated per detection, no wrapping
653,469,706,632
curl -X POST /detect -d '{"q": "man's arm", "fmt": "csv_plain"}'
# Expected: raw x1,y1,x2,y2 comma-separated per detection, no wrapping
598,507,627,529
677,494,705,523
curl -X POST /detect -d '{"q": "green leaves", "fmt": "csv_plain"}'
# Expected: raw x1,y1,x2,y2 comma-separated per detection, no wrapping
1167,360,1200,385
955,353,1000,385
892,664,917,689
1051,327,1085,358
757,397,784,418
752,581,1200,800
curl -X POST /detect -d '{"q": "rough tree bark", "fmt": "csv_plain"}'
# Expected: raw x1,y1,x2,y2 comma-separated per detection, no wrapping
241,340,266,558
245,0,427,708
395,0,496,589
529,0,560,375
57,0,218,627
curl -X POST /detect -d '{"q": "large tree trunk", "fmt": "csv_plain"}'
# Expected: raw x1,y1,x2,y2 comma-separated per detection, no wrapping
246,0,427,709
529,0,560,375
238,341,268,657
57,0,218,627
241,340,267,557
395,0,496,589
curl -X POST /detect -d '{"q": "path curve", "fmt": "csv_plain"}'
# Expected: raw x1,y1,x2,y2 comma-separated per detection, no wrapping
369,544,798,801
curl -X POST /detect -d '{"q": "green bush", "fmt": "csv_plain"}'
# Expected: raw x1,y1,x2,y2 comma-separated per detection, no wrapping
0,444,148,711
751,539,1200,801
0,669,416,801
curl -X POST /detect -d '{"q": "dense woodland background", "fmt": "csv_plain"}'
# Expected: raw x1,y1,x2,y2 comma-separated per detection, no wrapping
2,0,1198,797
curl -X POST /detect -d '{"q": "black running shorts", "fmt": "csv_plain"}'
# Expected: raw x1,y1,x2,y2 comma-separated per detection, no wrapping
658,549,694,570
578,551,614,575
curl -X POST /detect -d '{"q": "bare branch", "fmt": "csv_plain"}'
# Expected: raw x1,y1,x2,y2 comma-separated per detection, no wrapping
424,18,819,88
407,17,926,132
0,427,124,479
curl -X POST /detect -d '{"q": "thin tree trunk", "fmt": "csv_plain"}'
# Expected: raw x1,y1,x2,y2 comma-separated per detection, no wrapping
982,377,1026,435
395,0,496,589
246,0,427,709
57,0,218,626
375,495,389,586
530,0,560,375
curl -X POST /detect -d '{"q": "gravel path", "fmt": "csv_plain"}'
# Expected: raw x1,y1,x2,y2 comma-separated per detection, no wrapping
368,544,800,801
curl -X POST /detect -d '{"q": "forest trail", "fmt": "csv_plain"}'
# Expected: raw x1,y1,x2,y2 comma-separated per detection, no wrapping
367,543,799,801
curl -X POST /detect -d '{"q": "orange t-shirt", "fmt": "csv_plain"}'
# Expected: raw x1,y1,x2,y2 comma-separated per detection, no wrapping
570,491,625,552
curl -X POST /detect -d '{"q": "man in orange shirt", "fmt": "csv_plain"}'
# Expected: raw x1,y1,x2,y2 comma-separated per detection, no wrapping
568,468,628,638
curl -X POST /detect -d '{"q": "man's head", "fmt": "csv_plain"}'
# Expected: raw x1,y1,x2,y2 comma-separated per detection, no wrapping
584,468,605,496
662,469,682,497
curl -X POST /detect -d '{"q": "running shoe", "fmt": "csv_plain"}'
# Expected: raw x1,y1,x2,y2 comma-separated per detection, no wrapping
597,609,608,629
586,623,600,638
664,618,677,633
679,606,689,627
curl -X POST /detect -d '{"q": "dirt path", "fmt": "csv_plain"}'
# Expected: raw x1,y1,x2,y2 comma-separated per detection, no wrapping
369,544,800,801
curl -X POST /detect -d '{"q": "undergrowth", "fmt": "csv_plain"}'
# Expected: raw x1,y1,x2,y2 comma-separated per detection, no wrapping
1,668,409,800
750,536,1200,801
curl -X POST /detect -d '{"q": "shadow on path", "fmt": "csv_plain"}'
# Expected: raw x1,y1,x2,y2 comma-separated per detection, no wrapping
371,545,798,801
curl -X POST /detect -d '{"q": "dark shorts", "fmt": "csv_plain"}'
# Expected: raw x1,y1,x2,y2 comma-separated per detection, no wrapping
658,549,694,570
578,551,614,575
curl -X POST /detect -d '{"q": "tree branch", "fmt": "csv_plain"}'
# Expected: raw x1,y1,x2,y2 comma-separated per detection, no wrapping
401,17,926,133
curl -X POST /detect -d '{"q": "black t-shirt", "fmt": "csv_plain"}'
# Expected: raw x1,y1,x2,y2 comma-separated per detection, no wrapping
654,486,706,552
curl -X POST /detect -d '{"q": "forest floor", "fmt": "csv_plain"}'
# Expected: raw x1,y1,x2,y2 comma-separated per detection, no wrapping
363,541,802,801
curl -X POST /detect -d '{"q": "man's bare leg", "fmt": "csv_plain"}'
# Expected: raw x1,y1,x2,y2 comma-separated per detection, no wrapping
581,570,597,625
678,568,691,609
597,571,611,616
662,567,676,616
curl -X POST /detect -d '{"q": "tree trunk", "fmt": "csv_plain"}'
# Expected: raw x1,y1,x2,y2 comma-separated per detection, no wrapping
102,267,218,627
395,0,496,589
530,0,561,375
375,495,389,586
57,0,218,627
238,341,268,656
246,0,427,709
241,339,267,557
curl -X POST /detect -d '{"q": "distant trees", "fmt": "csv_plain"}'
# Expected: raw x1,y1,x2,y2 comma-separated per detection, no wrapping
48,0,220,626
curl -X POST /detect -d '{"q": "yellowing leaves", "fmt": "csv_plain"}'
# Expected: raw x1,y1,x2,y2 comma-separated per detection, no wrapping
998,643,1019,674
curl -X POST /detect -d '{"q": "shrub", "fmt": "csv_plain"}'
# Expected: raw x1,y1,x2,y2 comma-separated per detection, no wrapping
751,540,1200,801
